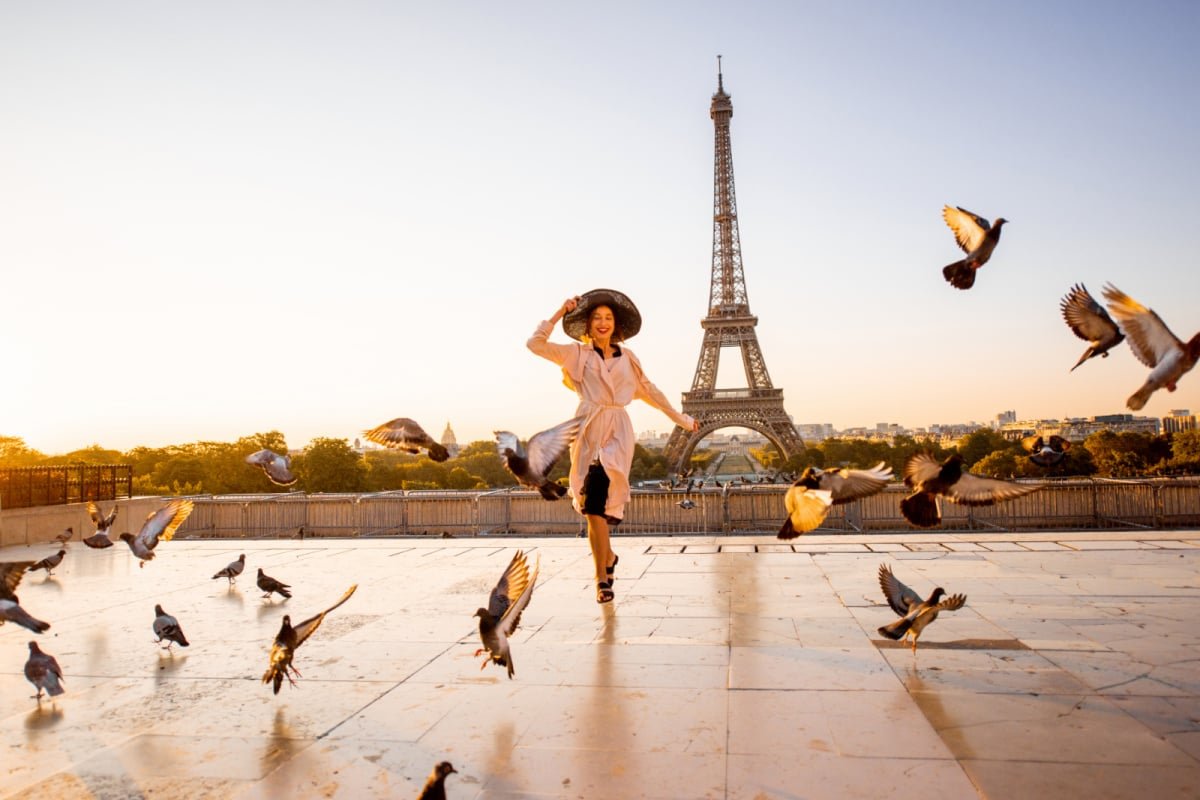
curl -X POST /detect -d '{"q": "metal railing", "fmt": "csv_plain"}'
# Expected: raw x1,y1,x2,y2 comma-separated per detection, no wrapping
172,477,1200,538
0,465,132,510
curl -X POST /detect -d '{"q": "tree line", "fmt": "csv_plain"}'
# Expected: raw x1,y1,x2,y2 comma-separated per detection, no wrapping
1,427,1198,497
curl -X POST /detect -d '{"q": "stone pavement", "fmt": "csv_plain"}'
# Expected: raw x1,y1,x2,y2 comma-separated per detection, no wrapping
1,530,1198,799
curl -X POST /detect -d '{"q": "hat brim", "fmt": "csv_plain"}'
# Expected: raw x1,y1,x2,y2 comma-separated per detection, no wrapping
562,288,642,342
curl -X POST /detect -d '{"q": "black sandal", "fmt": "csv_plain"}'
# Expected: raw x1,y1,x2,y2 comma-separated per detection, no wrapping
606,554,619,583
596,580,614,604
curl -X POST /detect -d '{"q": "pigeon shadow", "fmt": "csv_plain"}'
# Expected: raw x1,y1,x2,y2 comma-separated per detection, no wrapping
154,651,189,684
35,576,64,593
25,703,64,730
874,638,1028,651
219,587,245,607
257,603,284,622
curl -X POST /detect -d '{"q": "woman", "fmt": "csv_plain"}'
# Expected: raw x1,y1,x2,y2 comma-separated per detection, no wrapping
528,289,698,603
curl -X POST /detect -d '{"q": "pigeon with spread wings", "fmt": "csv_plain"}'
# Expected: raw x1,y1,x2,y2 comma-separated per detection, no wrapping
245,449,297,486
778,462,893,539
900,452,1037,528
941,205,1008,290
1022,434,1071,468
1102,283,1200,410
263,584,357,694
1060,283,1124,371
474,550,539,679
495,416,582,500
119,499,194,567
83,501,119,548
363,418,449,462
877,563,966,651
0,562,51,633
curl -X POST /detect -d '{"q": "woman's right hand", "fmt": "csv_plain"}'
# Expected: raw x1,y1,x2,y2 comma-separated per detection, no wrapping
552,296,580,322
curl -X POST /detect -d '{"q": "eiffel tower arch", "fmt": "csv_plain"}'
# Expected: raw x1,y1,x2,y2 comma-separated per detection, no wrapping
663,61,802,472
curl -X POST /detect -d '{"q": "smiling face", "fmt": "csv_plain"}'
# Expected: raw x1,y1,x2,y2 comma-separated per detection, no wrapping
587,304,619,343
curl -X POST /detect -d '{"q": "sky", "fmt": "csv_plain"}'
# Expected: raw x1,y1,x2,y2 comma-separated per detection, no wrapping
2,1,1199,455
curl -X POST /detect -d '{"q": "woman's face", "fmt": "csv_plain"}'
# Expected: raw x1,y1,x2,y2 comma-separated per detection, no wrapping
588,305,616,341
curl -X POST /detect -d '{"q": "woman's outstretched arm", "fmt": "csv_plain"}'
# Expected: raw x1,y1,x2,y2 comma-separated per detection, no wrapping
527,296,581,366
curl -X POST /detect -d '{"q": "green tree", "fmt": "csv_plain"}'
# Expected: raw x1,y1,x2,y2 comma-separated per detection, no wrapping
0,436,44,466
956,429,1009,467
293,438,367,492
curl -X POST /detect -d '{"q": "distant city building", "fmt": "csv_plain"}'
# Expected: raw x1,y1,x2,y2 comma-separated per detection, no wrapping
796,423,834,442
996,410,1016,426
440,422,460,459
1163,410,1197,434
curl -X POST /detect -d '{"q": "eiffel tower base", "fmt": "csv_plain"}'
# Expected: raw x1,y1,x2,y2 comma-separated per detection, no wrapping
662,388,803,473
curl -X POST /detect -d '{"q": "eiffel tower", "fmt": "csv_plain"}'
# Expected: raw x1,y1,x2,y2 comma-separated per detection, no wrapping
663,62,802,472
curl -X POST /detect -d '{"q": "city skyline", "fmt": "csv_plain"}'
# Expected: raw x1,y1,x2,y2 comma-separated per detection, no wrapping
3,3,1198,455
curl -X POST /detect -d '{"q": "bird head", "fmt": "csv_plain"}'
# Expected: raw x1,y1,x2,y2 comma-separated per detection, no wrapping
119,533,133,543
994,217,1008,228
1186,333,1200,360
473,608,492,621
281,615,292,627
154,604,165,616
56,550,65,557
436,761,457,778
257,568,264,576
929,588,946,602
28,641,41,654
795,467,822,489
239,554,245,561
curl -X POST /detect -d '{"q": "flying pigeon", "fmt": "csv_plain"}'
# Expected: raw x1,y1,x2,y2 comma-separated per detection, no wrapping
257,568,292,600
1102,283,1200,410
676,478,697,510
153,604,189,649
900,452,1037,528
474,550,539,679
495,416,583,500
262,584,357,694
245,449,298,486
0,561,51,633
1060,283,1125,371
24,642,65,700
55,527,74,545
777,462,893,539
30,550,66,577
1022,434,1071,467
941,205,1008,290
212,554,246,585
417,761,458,800
363,418,449,462
118,499,194,567
876,563,967,651
83,501,118,548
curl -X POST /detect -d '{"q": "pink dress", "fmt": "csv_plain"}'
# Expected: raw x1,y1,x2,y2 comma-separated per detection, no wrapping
528,320,695,520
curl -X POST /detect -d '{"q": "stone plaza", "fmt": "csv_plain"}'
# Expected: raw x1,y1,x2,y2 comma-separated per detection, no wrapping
2,529,1198,799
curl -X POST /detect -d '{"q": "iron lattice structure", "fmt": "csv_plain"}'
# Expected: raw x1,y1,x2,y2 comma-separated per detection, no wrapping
663,66,802,472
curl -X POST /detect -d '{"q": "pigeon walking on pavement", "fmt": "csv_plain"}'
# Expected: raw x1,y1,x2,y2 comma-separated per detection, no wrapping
245,449,298,486
941,205,1008,290
257,568,292,600
153,604,189,649
1060,283,1125,371
363,418,449,462
119,499,194,567
495,416,583,500
877,564,967,651
474,550,539,679
417,761,458,800
212,554,246,585
1102,283,1200,410
24,642,65,701
900,452,1037,528
0,562,51,633
777,462,893,539
83,501,118,548
55,527,74,545
262,584,357,694
30,550,66,577
1022,435,1071,468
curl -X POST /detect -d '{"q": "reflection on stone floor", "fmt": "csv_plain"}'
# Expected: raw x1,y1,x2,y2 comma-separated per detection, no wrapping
2,530,1198,798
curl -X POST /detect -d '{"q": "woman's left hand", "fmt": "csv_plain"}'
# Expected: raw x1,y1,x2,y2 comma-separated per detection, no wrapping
689,419,700,432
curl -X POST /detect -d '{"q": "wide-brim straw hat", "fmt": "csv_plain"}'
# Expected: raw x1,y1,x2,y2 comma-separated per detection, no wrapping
562,288,642,342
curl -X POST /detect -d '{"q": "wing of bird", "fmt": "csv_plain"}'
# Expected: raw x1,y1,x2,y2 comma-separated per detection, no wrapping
780,487,834,537
487,550,533,622
136,499,195,550
496,554,538,639
1061,284,1122,344
363,418,434,451
902,452,943,488
524,416,584,477
820,462,893,504
943,205,989,253
291,584,358,648
878,564,922,617
0,561,34,601
1103,283,1184,369
1047,435,1070,453
245,449,272,466
945,472,1038,506
264,459,297,486
936,593,968,612
1021,435,1044,454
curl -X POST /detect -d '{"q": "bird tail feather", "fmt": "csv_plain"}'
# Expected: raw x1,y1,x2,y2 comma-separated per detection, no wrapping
429,444,450,463
878,617,911,640
1127,386,1152,411
777,517,798,540
538,481,568,501
278,585,293,599
942,260,976,290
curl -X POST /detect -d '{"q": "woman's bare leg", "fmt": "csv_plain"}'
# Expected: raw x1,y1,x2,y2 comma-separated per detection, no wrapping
586,514,613,583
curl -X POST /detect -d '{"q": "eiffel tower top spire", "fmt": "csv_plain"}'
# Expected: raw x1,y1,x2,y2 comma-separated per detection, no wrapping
708,58,749,317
